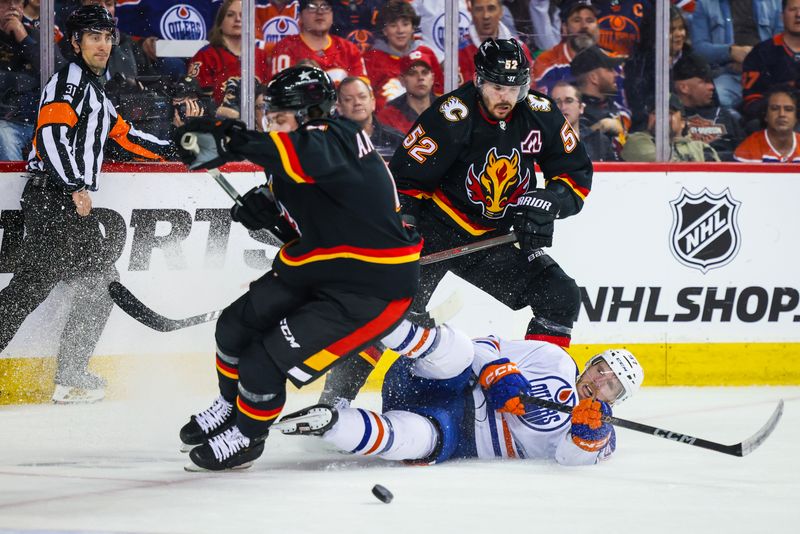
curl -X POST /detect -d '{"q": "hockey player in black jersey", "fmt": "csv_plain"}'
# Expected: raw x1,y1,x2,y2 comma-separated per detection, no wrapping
174,65,422,471
320,38,593,407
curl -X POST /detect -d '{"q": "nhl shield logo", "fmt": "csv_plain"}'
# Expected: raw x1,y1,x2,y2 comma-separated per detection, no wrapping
669,188,741,273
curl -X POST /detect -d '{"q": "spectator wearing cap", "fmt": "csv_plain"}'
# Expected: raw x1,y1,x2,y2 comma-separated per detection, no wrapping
621,94,720,161
267,0,367,85
532,0,601,95
624,5,692,132
673,52,744,160
363,0,443,111
337,76,405,157
377,51,437,133
734,88,800,162
572,44,631,150
691,0,783,109
551,80,618,161
457,0,532,86
741,0,800,130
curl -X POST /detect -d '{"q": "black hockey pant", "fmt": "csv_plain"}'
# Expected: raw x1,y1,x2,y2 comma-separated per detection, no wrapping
213,270,411,438
0,177,118,385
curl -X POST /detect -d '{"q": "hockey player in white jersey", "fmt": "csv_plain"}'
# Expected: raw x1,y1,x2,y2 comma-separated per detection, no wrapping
275,320,643,465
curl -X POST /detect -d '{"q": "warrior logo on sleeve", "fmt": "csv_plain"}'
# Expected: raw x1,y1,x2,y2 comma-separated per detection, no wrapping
465,148,530,219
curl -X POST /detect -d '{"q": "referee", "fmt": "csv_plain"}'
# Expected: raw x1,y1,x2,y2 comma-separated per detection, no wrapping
0,5,175,403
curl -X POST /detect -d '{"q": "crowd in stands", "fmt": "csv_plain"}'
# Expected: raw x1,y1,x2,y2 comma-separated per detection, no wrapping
0,0,798,163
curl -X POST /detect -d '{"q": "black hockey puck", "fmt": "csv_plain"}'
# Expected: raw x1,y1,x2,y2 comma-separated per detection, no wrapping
371,484,393,503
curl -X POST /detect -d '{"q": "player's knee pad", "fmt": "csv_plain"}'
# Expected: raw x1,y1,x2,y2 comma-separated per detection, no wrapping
412,325,474,380
404,406,462,464
528,264,580,324
375,410,440,462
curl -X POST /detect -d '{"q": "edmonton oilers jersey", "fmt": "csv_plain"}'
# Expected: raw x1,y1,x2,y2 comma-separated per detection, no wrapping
115,0,222,40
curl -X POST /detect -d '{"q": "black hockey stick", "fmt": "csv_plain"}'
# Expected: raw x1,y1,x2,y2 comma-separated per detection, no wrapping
108,281,222,332
109,281,463,333
521,394,784,457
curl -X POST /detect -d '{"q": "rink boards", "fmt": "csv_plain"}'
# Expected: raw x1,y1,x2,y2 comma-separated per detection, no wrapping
0,163,798,402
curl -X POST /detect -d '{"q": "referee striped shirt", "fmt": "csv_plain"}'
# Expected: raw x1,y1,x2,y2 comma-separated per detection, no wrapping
26,61,172,192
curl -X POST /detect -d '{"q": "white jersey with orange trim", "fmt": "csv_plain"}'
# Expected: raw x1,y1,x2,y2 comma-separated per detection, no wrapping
469,336,607,465
26,60,173,192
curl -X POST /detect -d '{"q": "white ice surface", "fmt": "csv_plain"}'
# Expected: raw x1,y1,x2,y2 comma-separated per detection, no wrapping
0,387,798,534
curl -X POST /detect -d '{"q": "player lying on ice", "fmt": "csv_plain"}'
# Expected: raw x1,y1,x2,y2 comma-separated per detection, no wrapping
274,319,644,465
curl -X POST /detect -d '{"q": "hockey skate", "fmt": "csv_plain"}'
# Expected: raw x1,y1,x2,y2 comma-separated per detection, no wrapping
273,404,338,436
185,426,266,472
179,395,236,452
51,371,106,404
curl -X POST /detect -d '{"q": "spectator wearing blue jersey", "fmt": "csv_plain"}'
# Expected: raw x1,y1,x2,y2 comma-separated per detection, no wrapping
690,0,783,108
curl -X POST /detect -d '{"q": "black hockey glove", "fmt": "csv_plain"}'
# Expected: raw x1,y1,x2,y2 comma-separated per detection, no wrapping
174,117,246,170
513,189,560,252
231,186,280,231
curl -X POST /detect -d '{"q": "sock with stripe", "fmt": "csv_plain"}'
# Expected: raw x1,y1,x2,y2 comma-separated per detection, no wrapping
322,408,438,461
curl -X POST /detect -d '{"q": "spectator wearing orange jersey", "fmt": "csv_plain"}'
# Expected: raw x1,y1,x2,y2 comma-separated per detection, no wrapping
255,0,300,54
267,0,366,85
734,88,800,163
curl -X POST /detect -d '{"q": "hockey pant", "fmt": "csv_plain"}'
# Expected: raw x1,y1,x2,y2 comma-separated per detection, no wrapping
0,177,119,386
213,270,411,438
322,357,477,463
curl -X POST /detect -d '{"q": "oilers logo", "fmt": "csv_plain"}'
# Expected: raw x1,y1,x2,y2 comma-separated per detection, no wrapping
161,5,206,40
465,148,530,219
519,376,574,432
669,188,741,273
261,16,299,48
432,12,471,54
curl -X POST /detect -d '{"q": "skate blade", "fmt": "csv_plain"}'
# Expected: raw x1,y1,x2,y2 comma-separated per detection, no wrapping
183,460,254,473
179,442,196,453
273,410,331,435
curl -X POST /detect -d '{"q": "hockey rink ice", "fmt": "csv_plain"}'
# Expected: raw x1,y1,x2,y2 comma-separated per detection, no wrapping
0,383,797,534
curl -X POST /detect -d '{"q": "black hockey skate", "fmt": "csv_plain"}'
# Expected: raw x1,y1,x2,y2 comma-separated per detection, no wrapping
179,395,236,452
272,404,338,436
185,426,267,472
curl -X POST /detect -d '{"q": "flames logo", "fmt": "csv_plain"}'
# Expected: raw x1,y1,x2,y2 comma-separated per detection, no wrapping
465,148,530,219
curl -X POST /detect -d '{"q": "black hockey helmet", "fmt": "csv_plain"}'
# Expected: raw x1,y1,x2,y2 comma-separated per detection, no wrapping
66,5,118,44
265,66,337,124
474,38,530,100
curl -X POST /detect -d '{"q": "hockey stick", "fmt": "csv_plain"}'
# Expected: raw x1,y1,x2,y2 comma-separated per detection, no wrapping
419,232,517,265
180,133,244,206
521,394,784,457
109,280,463,333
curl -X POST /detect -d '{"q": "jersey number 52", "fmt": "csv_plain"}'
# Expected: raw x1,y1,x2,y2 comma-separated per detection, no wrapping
402,125,439,163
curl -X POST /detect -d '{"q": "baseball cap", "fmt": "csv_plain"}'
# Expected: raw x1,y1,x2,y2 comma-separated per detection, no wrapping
571,45,624,76
673,52,713,82
559,0,600,22
399,48,438,74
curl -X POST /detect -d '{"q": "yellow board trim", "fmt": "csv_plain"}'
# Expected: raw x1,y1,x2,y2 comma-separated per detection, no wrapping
3,343,799,404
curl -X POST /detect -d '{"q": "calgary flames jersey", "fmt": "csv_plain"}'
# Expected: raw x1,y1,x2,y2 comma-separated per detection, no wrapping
188,45,270,106
267,34,367,85
389,83,593,237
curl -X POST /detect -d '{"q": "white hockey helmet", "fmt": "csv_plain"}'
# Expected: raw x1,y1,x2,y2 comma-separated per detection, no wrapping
584,349,643,404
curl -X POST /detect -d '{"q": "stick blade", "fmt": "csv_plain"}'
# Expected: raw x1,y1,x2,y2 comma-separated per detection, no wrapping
108,281,175,332
738,399,784,457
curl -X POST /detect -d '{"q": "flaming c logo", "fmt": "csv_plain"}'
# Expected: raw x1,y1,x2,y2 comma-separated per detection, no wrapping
465,148,530,219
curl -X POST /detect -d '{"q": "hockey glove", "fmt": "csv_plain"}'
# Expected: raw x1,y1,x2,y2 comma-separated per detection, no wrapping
479,358,530,416
231,186,280,231
174,117,246,170
570,397,613,452
512,189,560,252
